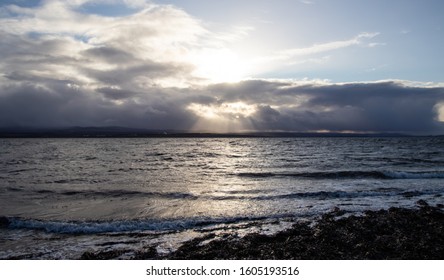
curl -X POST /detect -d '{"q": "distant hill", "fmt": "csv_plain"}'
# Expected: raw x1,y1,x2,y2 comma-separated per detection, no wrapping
0,126,425,138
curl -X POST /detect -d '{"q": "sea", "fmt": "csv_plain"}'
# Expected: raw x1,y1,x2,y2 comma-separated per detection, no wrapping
1,137,444,259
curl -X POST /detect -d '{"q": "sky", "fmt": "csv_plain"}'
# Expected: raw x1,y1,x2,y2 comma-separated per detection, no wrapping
0,0,444,134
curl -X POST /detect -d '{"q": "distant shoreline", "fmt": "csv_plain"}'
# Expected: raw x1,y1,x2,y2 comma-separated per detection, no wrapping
1,126,439,138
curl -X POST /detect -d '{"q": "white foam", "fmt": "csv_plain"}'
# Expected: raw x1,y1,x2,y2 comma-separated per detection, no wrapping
382,171,444,179
7,215,286,234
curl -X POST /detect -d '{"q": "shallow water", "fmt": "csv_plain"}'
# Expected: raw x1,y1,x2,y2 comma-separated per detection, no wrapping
1,137,444,259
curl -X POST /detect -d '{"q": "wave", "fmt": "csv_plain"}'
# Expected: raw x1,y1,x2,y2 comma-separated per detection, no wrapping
58,189,197,199
211,188,444,201
0,215,290,234
381,171,444,179
11,184,444,203
31,188,369,201
1,184,441,234
27,187,418,201
236,170,444,180
27,189,198,199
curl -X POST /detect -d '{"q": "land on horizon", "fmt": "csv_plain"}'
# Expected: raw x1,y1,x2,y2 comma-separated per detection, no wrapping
0,126,431,138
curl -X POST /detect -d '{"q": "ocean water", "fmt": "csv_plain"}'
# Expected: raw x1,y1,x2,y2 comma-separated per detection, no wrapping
1,137,444,259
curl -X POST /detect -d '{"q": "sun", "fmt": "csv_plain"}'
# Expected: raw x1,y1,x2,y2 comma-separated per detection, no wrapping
191,49,249,83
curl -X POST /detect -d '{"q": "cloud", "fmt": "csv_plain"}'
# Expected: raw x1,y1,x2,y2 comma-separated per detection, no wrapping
0,1,207,87
189,80,444,133
271,32,380,60
368,42,386,48
0,1,443,134
254,32,382,69
2,72,443,133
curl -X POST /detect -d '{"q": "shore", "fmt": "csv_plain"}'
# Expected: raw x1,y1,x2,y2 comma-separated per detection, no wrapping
81,200,444,260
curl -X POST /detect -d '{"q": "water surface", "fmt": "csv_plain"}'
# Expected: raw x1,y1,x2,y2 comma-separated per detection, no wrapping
1,137,443,258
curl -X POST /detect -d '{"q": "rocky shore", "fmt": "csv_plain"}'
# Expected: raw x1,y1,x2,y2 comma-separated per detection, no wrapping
81,200,444,260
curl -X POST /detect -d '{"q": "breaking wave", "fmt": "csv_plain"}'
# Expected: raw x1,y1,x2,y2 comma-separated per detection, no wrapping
236,170,444,180
0,215,289,234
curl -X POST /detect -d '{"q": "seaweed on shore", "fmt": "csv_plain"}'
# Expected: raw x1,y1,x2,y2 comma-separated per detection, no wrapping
80,201,444,260
166,201,444,260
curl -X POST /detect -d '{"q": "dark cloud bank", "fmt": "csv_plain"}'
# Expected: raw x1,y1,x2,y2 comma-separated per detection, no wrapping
1,76,444,134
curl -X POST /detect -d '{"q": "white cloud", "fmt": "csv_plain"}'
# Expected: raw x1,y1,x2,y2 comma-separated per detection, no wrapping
287,55,331,66
0,1,110,35
368,42,386,48
0,0,214,89
366,63,388,72
276,32,379,58
251,32,381,73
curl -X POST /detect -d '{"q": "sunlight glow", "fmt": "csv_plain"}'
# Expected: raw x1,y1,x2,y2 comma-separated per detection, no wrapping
188,103,219,119
187,101,256,132
436,103,444,122
191,49,249,83
188,102,256,120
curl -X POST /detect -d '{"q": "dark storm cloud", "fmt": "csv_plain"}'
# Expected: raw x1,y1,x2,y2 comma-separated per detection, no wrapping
186,79,443,133
0,80,198,129
311,82,442,131
1,74,443,133
96,87,139,100
0,16,199,130
208,79,286,104
82,62,193,86
82,47,136,64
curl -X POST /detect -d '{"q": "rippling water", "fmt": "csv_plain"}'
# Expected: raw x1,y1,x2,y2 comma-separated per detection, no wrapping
1,137,444,259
